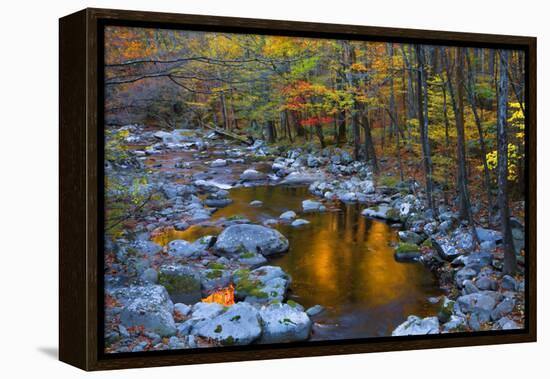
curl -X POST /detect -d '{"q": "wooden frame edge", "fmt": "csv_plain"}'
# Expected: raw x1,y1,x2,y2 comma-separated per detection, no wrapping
58,8,537,371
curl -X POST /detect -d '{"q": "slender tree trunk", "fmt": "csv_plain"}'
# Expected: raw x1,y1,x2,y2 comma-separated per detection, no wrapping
220,93,229,129
497,50,518,275
416,45,437,216
465,51,493,211
362,110,379,173
388,43,403,181
455,48,480,244
342,41,361,160
265,120,275,143
315,123,326,148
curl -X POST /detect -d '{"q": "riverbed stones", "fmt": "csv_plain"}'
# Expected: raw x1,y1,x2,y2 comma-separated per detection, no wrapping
302,199,325,212
455,267,477,288
398,231,424,245
167,239,206,258
361,204,400,222
193,302,262,346
191,302,225,320
456,292,499,322
279,210,297,221
240,169,266,181
158,265,202,304
118,285,177,337
200,269,232,295
291,219,310,227
233,266,290,304
249,200,263,207
391,315,440,336
432,236,462,261
501,275,518,291
210,159,227,168
280,171,325,185
491,297,515,321
258,303,312,344
214,224,289,256
306,304,325,317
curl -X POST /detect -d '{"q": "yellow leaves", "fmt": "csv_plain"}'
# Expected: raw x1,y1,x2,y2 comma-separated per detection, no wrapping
350,62,368,72
484,144,520,181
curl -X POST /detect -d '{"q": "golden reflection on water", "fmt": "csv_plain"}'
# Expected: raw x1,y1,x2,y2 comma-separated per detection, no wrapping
151,225,221,246
150,185,441,338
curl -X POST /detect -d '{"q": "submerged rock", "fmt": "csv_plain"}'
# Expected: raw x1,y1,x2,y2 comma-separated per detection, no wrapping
214,224,289,256
302,199,324,212
279,210,297,221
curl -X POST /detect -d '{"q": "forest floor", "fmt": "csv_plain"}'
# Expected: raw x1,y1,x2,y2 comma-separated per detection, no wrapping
103,125,526,353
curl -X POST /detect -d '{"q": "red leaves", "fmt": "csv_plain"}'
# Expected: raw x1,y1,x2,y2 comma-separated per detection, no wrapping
300,116,334,127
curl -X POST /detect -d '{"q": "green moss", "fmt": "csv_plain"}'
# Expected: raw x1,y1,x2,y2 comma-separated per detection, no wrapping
207,262,225,270
230,315,241,322
158,272,200,294
386,208,401,220
239,251,256,259
378,175,400,188
214,324,223,333
421,238,433,248
395,242,420,254
270,299,281,305
279,318,297,325
206,269,223,279
286,300,299,308
227,215,245,221
371,205,380,212
223,336,235,345
233,268,250,279
249,288,268,299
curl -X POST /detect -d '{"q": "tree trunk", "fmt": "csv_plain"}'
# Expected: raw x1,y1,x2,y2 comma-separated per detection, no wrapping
265,120,275,143
361,110,379,173
416,45,437,216
497,50,518,275
343,41,361,160
455,48,480,244
465,50,493,211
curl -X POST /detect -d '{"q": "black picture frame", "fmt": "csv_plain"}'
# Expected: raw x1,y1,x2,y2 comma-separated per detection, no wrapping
59,7,537,371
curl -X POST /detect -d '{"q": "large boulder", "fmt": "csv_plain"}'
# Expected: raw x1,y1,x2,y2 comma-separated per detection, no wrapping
192,302,262,346
214,224,289,256
391,315,440,336
158,265,202,304
116,285,177,337
258,303,312,344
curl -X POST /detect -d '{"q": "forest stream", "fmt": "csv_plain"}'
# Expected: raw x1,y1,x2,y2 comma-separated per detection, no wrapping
148,150,443,340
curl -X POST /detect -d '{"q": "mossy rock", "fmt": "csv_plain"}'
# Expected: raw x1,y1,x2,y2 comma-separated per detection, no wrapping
158,265,201,304
437,298,455,323
207,262,226,270
395,242,421,254
239,251,256,259
386,208,401,221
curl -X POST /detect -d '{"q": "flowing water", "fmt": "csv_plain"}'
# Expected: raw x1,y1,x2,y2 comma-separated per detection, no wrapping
155,185,443,341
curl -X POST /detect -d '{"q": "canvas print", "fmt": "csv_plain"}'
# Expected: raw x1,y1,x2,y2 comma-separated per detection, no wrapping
102,26,527,354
